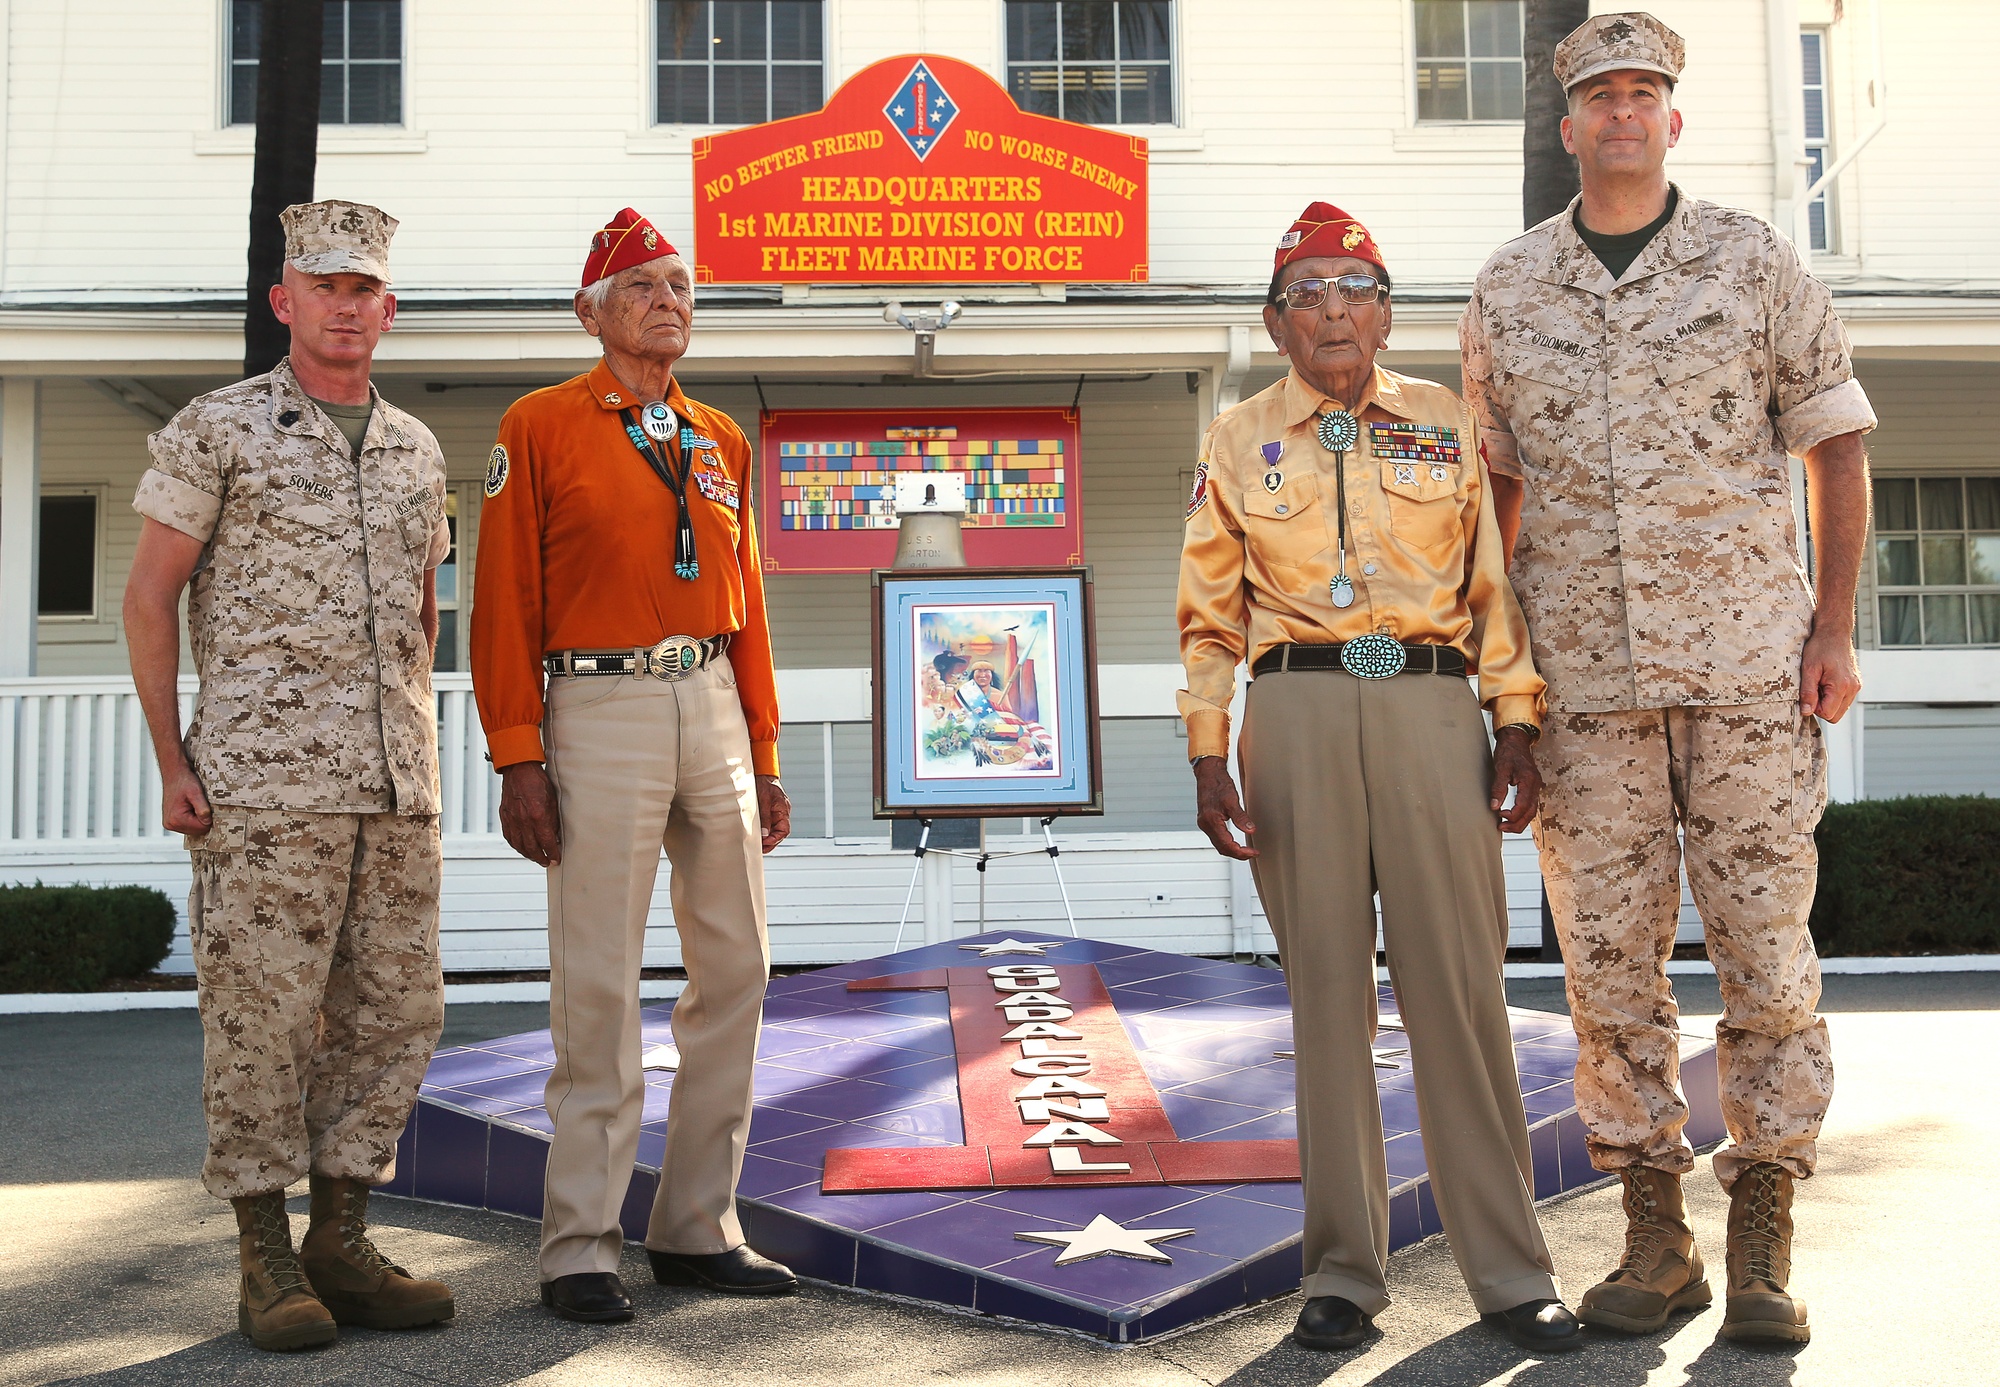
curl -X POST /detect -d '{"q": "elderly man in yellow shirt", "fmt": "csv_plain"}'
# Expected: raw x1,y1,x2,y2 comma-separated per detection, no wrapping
1177,203,1577,1355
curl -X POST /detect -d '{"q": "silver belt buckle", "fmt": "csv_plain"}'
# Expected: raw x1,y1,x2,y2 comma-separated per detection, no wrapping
645,635,705,681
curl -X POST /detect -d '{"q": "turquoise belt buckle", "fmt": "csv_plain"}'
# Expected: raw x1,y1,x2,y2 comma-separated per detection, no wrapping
1340,633,1407,679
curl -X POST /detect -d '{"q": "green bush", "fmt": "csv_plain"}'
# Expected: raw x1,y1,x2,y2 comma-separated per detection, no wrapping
0,883,178,992
1811,796,2000,956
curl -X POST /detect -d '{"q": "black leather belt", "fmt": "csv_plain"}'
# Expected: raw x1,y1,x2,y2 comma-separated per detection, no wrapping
1252,641,1466,678
545,634,730,680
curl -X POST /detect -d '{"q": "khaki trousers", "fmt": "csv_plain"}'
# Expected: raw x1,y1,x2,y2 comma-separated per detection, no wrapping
1242,670,1558,1318
1534,703,1833,1191
539,657,771,1279
186,806,443,1200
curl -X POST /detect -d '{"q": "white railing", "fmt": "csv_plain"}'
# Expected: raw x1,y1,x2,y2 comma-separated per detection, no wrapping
10,652,1990,848
0,666,1192,847
0,676,190,843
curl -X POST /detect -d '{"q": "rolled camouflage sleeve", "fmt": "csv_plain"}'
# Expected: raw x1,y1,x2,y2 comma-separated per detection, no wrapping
1458,287,1523,480
135,410,229,542
1766,232,1877,456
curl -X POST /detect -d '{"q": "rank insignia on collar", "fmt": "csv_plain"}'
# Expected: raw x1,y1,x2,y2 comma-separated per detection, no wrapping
605,392,623,405
1263,469,1283,494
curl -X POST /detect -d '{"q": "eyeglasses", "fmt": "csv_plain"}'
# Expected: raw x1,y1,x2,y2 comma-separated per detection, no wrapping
1278,274,1386,310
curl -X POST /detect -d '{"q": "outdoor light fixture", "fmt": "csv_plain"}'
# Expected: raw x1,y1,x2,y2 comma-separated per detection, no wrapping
882,299,963,377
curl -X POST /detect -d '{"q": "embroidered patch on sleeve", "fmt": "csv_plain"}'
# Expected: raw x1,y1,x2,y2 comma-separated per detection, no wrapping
484,444,510,498
1186,458,1211,519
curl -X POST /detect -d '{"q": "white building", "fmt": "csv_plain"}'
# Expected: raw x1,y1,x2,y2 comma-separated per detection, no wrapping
2,0,1995,973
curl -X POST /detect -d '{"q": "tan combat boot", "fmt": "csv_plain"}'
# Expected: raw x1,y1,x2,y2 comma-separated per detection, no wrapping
299,1175,456,1329
1721,1162,1810,1344
1577,1166,1712,1334
232,1191,337,1351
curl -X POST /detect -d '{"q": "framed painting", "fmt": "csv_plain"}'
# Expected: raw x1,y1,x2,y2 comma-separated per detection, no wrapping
872,567,1102,819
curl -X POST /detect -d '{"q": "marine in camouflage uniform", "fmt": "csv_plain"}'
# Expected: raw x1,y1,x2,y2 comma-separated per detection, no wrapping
1460,15,1877,1345
127,201,454,1349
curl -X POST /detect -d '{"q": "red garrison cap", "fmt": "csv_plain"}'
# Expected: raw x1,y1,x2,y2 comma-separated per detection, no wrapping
1273,202,1387,279
581,208,679,289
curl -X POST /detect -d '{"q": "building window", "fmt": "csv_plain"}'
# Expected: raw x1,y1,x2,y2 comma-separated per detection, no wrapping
656,1,824,125
228,1,404,127
1801,30,1835,253
1413,0,1524,122
1004,1,1175,126
433,491,461,672
1874,477,2000,647
38,494,99,619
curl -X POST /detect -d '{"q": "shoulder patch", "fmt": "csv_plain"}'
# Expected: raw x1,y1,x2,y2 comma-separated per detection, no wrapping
1186,458,1211,520
484,444,510,498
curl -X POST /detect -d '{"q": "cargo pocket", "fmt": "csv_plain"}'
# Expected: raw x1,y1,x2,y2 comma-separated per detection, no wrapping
1791,710,1829,833
185,808,258,989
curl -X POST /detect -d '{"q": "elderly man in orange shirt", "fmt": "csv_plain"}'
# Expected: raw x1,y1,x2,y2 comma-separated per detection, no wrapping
471,209,793,1324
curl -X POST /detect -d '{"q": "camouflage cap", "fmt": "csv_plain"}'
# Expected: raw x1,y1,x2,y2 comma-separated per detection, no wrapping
1554,12,1684,92
280,200,397,282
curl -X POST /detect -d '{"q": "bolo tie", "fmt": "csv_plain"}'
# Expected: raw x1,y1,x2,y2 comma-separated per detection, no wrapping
621,401,700,580
1316,406,1361,608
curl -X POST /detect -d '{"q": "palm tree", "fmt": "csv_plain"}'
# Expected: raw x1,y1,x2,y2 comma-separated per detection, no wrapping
243,0,325,378
1522,0,1590,228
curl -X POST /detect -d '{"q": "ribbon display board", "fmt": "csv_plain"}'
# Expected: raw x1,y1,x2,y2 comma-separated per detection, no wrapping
760,406,1083,574
694,54,1148,284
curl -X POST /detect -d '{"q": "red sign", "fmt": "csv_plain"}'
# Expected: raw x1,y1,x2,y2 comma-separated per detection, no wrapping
693,55,1148,284
759,407,1082,574
821,964,1301,1193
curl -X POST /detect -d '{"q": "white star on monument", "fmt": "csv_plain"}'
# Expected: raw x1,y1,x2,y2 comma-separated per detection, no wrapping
958,938,1068,957
1016,1214,1196,1266
915,138,928,150
892,104,905,117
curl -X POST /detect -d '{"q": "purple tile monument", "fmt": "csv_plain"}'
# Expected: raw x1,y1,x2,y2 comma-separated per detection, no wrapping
384,930,1724,1341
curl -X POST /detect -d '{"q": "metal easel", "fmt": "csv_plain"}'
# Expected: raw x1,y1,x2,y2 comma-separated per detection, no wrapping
890,815,1079,952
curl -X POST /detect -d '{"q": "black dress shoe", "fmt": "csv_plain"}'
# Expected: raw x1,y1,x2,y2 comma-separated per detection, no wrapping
647,1245,797,1296
539,1272,634,1323
1486,1298,1582,1352
1293,1295,1371,1351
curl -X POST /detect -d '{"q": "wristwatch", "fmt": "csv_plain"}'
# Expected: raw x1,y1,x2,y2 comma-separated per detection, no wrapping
1497,722,1541,743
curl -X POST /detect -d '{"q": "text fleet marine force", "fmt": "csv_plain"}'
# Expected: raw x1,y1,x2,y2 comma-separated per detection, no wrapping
717,209,1128,241
758,243,1088,275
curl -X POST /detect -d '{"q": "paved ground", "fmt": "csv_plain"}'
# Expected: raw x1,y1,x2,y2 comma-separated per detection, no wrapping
0,973,1991,1386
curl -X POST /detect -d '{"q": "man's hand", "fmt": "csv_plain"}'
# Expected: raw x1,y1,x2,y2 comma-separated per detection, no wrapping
499,762,563,867
1489,726,1542,833
1800,429,1869,725
1193,756,1258,860
161,762,212,836
1800,622,1863,723
756,775,791,854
